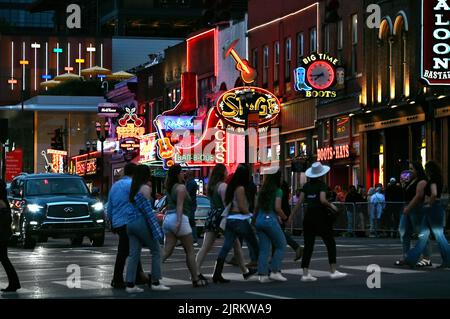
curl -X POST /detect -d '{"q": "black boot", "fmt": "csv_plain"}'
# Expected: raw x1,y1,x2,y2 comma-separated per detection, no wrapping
212,258,230,284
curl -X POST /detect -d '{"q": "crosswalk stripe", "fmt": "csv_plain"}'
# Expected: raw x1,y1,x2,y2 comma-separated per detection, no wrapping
282,268,334,277
52,280,111,289
340,265,425,274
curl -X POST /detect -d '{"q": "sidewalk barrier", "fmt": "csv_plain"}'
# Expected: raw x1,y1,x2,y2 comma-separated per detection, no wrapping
288,201,410,236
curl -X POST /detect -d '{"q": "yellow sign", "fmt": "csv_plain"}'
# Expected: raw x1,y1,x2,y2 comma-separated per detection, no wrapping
116,124,145,140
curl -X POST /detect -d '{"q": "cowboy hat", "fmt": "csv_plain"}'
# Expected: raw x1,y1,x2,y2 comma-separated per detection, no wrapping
305,162,330,178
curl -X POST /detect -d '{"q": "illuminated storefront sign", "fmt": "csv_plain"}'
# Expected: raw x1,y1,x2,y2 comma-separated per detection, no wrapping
216,86,281,129
421,0,450,85
139,133,157,163
294,53,339,97
97,103,119,117
317,144,349,161
75,158,97,176
120,137,140,151
116,107,145,140
47,149,67,173
157,116,201,131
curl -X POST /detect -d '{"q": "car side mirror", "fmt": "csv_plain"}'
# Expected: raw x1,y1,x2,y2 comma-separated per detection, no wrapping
91,187,100,197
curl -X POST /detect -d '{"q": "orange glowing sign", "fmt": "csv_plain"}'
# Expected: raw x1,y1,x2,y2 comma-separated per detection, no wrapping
317,144,350,161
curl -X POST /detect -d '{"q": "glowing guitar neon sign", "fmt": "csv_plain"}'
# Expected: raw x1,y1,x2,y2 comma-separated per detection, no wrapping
223,39,257,84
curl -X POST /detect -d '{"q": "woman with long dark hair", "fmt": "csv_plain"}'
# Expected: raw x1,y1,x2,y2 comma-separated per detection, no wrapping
405,161,450,268
291,162,347,282
212,164,258,283
0,179,21,292
162,164,206,287
255,170,288,283
125,165,169,293
395,161,431,266
195,164,246,279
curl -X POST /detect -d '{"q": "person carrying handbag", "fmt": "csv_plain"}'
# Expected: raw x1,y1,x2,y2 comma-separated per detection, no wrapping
125,165,170,293
0,179,21,293
290,162,347,282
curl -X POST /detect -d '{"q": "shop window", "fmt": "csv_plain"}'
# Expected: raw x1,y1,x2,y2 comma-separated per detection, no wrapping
263,45,269,86
324,24,330,54
312,136,319,157
333,117,350,139
323,120,330,141
274,41,280,84
299,141,307,157
310,27,317,53
297,32,304,66
285,38,292,82
287,142,295,158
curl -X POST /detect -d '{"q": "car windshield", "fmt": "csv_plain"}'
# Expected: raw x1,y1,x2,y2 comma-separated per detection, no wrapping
26,178,89,196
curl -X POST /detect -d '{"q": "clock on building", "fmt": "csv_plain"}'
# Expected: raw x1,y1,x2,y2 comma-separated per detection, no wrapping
306,60,336,90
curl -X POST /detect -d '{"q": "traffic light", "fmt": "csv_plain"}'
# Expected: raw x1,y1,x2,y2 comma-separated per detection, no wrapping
325,0,340,23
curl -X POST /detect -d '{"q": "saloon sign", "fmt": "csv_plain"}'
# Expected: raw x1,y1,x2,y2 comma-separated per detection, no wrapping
216,86,281,130
421,0,450,85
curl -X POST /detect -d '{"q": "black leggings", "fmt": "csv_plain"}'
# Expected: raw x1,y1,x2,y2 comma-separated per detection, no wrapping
301,209,337,268
0,243,20,287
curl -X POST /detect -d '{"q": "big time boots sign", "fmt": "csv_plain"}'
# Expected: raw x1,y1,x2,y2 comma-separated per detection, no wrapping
421,0,450,85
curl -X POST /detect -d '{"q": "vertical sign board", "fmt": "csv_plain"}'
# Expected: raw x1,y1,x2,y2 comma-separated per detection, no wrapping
5,149,23,182
421,0,450,85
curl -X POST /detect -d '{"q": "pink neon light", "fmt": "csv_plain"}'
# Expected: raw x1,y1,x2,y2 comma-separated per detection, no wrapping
186,28,216,72
175,107,217,151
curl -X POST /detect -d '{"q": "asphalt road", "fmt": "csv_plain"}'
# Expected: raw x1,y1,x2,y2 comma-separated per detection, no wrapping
1,232,450,300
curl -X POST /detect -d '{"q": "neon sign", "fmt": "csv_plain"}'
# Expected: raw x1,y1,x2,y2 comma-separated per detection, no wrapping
157,116,201,131
421,0,450,85
116,107,145,140
317,145,350,161
216,86,281,129
139,133,157,164
294,53,339,98
47,149,67,173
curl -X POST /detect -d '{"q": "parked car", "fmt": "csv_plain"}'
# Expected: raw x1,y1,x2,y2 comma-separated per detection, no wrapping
195,195,210,233
7,173,105,249
152,194,210,235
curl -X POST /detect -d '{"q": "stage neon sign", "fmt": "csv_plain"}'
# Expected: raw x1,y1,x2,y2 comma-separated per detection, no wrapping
216,86,280,129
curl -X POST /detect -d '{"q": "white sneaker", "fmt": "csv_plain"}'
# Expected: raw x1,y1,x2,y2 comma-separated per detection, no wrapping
259,275,271,283
330,271,348,280
151,284,171,291
126,286,144,293
269,272,287,282
301,274,318,282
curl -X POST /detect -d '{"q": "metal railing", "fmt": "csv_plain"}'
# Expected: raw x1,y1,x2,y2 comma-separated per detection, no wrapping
289,198,450,236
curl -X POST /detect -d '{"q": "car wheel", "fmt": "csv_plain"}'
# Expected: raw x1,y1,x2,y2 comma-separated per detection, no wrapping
70,236,83,246
21,218,36,249
90,232,105,247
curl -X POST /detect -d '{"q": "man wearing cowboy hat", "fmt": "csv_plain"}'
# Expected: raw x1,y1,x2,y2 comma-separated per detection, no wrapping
290,162,347,282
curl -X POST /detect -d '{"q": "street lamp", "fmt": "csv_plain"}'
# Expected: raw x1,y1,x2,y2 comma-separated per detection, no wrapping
95,120,110,200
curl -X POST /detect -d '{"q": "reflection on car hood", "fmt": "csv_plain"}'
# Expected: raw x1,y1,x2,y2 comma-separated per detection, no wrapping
26,195,98,206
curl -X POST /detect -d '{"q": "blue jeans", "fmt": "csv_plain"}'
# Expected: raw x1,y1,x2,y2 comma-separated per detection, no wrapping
126,215,162,284
218,219,259,262
255,212,286,275
405,202,450,266
399,205,431,259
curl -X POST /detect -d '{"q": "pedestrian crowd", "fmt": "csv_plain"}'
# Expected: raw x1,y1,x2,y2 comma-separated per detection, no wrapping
1,160,449,294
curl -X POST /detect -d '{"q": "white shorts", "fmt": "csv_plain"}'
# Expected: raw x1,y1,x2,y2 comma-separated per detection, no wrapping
162,213,192,237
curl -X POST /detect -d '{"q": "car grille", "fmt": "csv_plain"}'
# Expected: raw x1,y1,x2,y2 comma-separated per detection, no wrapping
47,204,90,219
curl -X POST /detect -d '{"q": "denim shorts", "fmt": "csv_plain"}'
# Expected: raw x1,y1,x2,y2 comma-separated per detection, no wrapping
163,213,192,237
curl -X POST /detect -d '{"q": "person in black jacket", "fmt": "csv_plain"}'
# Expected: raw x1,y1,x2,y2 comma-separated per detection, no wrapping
0,179,21,292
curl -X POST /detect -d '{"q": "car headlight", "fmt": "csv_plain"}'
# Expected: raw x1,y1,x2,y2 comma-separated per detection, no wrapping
27,204,43,213
91,202,104,211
